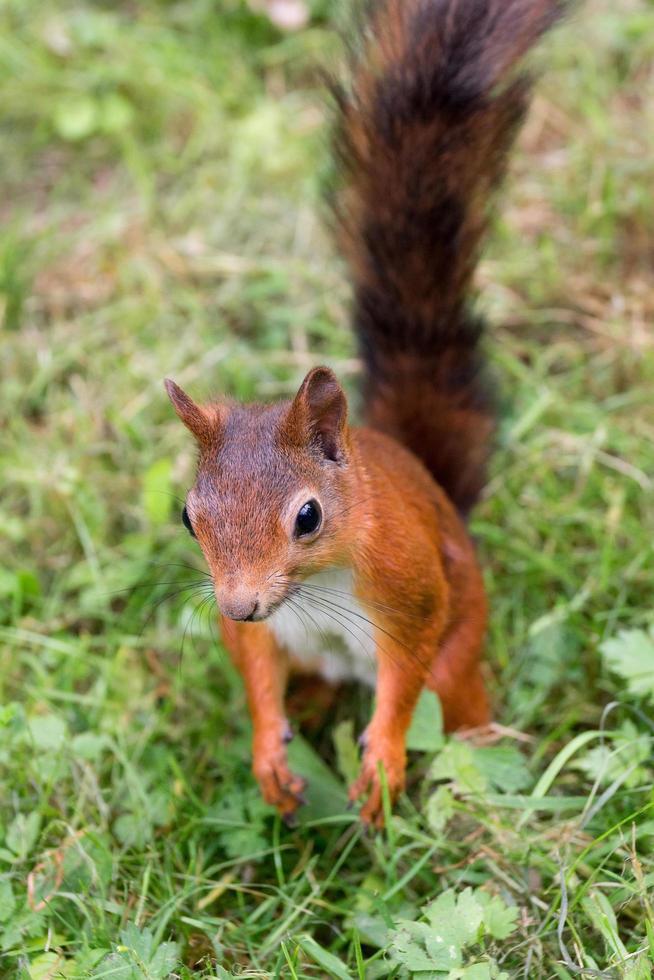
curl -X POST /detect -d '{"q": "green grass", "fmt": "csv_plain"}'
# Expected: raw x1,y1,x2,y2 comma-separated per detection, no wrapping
1,0,654,976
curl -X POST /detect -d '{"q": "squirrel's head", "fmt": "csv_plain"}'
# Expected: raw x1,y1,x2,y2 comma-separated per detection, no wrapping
165,367,360,622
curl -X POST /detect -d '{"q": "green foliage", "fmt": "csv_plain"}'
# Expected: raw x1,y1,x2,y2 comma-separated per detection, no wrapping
1,0,653,976
93,924,180,980
600,628,654,702
429,741,532,796
571,720,652,788
406,690,445,753
389,887,518,976
296,935,351,979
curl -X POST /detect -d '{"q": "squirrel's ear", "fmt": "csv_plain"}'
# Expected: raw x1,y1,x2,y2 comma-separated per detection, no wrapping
285,366,349,463
164,379,222,447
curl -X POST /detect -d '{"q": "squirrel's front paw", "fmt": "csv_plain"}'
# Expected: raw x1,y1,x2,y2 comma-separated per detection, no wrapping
349,738,406,828
252,743,307,825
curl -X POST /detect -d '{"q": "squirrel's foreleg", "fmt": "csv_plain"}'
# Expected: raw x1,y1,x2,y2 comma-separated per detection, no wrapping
350,624,445,827
221,618,306,824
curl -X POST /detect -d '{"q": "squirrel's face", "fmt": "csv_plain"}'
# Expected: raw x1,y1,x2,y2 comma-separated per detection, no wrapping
165,368,359,622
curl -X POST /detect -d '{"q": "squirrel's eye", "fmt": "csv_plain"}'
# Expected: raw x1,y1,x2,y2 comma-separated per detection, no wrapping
295,499,322,538
182,505,196,538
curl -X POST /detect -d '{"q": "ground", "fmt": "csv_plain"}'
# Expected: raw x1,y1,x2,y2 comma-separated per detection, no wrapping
1,0,653,977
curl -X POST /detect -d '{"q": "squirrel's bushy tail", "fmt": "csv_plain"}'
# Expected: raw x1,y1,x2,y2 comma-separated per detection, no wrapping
333,0,566,514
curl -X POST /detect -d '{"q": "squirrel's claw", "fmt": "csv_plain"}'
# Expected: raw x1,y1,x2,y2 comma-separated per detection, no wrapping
253,745,307,823
282,721,294,744
282,809,299,828
348,741,405,828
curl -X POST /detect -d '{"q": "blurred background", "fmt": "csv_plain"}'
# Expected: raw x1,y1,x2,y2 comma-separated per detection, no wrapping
1,0,653,977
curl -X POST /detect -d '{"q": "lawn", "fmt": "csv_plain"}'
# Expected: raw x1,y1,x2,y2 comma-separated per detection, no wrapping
1,0,653,976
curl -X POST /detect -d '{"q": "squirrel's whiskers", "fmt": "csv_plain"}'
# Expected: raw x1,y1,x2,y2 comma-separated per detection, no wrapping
164,0,569,826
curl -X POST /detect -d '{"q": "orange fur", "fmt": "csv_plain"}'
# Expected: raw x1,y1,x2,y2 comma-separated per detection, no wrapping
168,373,489,826
165,0,567,825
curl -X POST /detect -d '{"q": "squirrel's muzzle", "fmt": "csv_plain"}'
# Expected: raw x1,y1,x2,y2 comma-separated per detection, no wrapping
218,589,260,622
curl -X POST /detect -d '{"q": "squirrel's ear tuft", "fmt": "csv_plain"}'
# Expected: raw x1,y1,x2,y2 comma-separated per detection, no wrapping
286,366,349,463
164,378,221,447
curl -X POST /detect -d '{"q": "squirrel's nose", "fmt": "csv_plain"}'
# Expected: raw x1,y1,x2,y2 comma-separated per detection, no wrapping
220,593,259,622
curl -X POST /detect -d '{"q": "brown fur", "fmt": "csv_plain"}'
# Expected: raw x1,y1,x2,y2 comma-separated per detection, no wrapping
165,0,567,826
332,0,567,514
168,369,489,825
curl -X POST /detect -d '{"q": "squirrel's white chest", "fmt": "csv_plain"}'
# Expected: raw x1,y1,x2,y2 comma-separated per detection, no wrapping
267,568,377,686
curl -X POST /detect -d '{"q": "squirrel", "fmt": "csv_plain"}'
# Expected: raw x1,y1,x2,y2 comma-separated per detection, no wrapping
165,0,567,826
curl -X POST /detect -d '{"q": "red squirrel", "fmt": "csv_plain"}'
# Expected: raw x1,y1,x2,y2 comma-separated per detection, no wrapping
165,0,566,826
